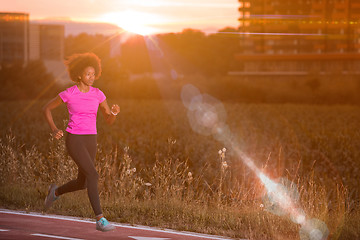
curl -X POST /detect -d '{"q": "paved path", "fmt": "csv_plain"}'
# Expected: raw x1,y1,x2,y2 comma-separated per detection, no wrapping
0,209,234,240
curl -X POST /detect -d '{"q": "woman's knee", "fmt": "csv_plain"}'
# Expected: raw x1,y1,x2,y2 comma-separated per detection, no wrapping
87,169,99,182
80,181,87,190
74,178,87,190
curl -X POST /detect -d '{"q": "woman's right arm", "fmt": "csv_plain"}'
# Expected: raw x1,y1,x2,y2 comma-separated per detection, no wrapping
43,95,64,139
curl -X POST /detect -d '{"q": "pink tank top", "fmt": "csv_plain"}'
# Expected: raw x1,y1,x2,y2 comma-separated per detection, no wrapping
59,85,106,135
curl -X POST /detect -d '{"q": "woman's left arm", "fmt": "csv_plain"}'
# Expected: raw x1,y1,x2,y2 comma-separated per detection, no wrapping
99,100,120,125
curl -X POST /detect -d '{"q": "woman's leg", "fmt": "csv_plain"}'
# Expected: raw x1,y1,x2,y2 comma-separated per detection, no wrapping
56,133,102,216
56,170,86,195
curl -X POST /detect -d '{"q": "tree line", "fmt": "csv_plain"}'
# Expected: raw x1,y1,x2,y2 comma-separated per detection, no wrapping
1,27,359,104
0,27,243,100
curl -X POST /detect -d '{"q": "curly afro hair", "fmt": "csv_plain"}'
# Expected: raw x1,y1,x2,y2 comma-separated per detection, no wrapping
64,52,102,82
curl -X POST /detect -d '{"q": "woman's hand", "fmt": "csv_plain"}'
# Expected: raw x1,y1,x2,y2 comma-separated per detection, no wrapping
111,104,120,116
99,100,120,125
52,129,64,140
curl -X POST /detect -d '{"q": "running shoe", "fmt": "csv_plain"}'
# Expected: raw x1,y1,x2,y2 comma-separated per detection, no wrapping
96,217,115,232
44,184,59,210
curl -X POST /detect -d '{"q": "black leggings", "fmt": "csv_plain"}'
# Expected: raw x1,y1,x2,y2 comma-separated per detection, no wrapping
56,133,102,217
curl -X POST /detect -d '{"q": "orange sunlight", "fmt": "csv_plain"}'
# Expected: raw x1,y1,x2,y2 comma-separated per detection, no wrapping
98,10,165,36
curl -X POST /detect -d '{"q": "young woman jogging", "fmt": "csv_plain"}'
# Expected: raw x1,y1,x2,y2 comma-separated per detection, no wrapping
43,52,120,232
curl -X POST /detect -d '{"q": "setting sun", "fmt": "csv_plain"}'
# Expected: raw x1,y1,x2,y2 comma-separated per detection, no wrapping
98,10,164,35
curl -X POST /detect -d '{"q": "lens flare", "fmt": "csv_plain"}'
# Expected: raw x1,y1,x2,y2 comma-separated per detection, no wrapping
183,89,227,138
170,69,178,80
299,218,329,240
179,84,329,239
291,209,306,225
260,177,300,216
219,31,324,37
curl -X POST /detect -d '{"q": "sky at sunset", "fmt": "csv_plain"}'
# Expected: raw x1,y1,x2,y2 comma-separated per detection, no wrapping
2,0,240,35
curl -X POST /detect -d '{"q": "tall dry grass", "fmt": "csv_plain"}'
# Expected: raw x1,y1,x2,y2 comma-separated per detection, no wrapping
0,100,359,239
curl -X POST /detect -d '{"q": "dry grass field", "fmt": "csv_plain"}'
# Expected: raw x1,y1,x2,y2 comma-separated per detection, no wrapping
0,99,359,239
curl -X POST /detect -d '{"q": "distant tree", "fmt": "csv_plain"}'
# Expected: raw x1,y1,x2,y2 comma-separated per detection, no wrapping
206,27,241,75
119,34,152,74
156,28,241,76
0,60,57,100
65,33,111,60
156,29,207,75
96,57,129,99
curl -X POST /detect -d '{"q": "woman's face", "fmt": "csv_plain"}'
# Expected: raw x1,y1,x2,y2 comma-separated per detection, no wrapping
79,66,96,86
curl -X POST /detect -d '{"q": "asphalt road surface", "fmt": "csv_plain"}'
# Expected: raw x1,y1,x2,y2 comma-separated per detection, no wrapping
0,209,236,240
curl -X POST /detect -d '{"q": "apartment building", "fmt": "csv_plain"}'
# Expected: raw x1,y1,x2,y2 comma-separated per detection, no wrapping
1,12,64,64
1,12,67,82
235,0,360,75
0,12,29,65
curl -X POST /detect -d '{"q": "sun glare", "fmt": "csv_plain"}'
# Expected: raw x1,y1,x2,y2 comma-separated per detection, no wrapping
98,10,163,35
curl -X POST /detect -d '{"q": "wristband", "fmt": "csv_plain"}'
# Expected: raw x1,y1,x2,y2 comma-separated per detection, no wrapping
111,110,118,116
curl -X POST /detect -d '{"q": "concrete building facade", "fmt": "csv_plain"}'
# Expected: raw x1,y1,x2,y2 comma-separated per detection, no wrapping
1,12,67,82
0,12,29,66
235,0,360,75
1,12,64,63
